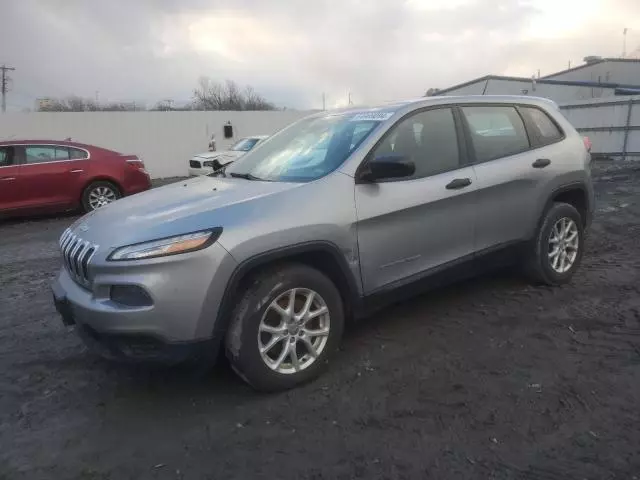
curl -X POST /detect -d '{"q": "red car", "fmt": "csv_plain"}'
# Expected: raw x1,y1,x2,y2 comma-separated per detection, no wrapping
0,140,151,216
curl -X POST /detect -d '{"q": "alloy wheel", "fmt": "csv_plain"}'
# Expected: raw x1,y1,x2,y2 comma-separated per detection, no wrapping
88,186,117,210
548,217,579,273
258,288,330,374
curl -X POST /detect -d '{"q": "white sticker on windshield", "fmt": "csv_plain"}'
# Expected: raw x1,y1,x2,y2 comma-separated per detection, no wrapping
350,112,394,122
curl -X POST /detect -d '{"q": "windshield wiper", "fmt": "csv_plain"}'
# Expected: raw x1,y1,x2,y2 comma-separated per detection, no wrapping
229,172,263,181
208,165,228,177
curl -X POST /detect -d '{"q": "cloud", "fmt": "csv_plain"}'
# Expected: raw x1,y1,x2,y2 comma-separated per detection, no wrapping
1,0,639,111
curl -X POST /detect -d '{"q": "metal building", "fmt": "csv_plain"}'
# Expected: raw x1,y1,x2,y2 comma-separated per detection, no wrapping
433,58,640,159
431,75,637,103
544,58,640,88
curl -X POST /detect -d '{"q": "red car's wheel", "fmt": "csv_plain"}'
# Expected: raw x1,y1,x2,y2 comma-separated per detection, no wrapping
81,181,121,212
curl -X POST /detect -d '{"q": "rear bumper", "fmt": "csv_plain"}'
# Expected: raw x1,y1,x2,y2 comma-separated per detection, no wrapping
123,170,152,195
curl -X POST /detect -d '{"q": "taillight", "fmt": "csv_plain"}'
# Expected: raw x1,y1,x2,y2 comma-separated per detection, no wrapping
124,156,148,175
583,136,592,153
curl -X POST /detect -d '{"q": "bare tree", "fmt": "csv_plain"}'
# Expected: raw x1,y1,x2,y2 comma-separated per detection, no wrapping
37,96,142,112
225,80,242,110
193,77,224,110
65,96,86,111
192,77,275,111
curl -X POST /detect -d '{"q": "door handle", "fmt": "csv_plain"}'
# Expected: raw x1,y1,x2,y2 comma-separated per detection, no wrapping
70,169,84,173
532,158,551,168
446,178,472,190
0,177,16,181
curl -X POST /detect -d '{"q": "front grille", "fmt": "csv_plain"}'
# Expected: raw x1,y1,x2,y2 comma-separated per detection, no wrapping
189,160,201,168
59,228,99,288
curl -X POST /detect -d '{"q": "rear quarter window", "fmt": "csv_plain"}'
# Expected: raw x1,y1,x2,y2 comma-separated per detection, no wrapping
520,107,564,147
69,147,89,159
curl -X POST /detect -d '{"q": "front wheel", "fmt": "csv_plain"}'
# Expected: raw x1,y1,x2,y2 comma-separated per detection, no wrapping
524,202,585,285
81,181,121,212
225,264,344,392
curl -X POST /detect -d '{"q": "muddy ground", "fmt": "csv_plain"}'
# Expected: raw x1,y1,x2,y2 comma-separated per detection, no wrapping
1,163,639,480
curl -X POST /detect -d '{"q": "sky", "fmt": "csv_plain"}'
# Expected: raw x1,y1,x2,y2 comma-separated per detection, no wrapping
1,0,639,111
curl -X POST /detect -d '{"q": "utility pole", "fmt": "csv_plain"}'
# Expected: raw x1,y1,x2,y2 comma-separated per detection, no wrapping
322,92,326,111
1,65,16,113
347,91,352,106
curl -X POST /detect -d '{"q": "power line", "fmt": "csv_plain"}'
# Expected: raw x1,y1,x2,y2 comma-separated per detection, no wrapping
1,64,16,113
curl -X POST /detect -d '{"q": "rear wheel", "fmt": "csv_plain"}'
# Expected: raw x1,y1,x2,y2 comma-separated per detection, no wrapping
225,264,344,392
524,202,584,285
82,181,121,212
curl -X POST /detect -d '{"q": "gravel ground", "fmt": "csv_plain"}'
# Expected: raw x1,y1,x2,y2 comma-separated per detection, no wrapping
1,163,639,480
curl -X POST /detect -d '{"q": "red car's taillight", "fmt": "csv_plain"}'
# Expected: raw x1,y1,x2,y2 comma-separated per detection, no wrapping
124,156,148,175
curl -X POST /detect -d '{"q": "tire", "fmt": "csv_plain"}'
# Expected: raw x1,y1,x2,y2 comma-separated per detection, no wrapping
225,263,344,392
525,202,585,286
81,181,121,212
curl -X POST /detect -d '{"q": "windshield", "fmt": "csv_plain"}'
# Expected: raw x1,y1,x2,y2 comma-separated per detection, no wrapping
224,113,385,182
230,137,261,152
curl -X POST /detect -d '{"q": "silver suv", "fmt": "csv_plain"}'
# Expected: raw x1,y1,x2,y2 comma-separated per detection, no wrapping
52,96,594,391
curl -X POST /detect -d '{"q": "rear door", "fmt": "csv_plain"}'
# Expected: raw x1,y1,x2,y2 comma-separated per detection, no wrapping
0,146,23,211
20,145,78,208
355,107,477,293
461,104,559,252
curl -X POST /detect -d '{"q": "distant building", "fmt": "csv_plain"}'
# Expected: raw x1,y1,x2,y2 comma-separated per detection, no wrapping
36,98,55,110
434,58,640,103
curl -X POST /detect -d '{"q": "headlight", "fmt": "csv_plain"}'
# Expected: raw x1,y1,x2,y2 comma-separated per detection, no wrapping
108,228,222,261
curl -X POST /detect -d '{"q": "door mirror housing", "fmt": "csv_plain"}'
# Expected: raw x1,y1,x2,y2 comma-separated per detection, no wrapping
358,154,415,183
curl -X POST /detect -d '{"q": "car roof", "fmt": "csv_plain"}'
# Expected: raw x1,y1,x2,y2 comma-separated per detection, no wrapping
0,139,118,154
1,139,92,148
308,95,559,119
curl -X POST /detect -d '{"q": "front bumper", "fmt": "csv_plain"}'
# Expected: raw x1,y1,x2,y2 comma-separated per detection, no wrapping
188,166,213,177
51,241,237,362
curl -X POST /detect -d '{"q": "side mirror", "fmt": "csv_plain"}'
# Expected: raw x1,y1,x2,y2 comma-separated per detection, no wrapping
358,154,415,182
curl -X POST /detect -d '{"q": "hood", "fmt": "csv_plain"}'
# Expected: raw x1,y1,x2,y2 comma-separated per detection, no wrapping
70,176,301,251
194,150,245,162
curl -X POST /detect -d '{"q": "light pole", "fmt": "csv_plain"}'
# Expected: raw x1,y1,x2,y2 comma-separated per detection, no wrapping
623,28,629,58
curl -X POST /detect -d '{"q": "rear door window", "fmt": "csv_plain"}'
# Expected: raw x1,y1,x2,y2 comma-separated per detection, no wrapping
25,146,57,164
520,107,564,146
461,106,530,163
55,147,70,160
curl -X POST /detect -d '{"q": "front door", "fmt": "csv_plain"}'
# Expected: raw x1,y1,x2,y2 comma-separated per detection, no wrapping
355,107,477,294
0,146,23,212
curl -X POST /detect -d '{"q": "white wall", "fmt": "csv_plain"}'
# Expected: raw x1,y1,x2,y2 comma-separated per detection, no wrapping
0,110,314,178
